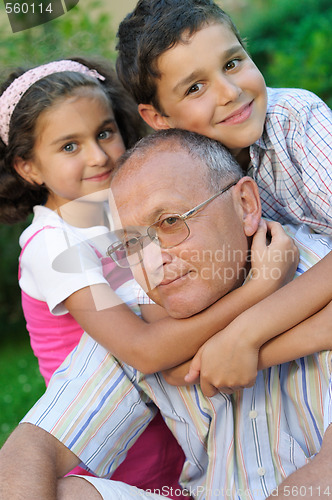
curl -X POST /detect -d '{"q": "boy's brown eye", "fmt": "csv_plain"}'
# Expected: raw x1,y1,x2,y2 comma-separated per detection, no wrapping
187,83,203,95
225,59,240,71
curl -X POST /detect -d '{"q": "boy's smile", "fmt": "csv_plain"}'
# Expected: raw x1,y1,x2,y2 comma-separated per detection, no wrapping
140,23,267,157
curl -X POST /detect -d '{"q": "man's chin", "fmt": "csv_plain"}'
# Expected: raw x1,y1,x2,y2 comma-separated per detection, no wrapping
163,301,207,319
145,293,194,319
147,281,220,318
160,289,224,318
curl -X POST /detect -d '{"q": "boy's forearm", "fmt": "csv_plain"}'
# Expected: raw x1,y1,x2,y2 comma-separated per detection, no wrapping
258,300,332,369
68,254,304,374
162,359,193,386
246,253,332,350
137,277,278,373
0,423,79,500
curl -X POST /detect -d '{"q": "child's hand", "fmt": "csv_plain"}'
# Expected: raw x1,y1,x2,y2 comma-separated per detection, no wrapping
162,360,199,386
185,318,259,397
183,221,299,397
250,220,299,293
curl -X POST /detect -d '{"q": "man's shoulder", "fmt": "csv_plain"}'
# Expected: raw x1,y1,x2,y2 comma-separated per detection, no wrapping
281,223,332,275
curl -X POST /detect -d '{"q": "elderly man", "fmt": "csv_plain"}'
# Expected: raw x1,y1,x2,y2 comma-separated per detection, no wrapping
1,130,332,500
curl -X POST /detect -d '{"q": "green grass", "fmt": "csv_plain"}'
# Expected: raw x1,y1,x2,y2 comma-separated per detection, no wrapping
0,339,45,447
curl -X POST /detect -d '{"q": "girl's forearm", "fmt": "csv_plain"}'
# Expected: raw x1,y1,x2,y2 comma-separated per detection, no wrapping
66,275,277,374
135,275,288,373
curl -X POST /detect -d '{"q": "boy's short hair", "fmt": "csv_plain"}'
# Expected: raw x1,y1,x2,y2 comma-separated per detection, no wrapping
116,0,244,113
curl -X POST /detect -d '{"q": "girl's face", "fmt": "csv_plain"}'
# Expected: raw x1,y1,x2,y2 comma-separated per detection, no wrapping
25,87,125,210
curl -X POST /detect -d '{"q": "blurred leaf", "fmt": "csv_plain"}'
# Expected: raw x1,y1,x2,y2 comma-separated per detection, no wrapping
0,340,45,446
0,0,116,70
231,0,332,107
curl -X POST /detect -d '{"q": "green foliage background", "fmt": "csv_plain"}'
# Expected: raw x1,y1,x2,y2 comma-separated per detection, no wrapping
0,0,331,446
231,0,332,107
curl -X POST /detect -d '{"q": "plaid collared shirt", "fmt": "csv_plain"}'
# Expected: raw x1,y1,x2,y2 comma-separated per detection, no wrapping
249,87,332,235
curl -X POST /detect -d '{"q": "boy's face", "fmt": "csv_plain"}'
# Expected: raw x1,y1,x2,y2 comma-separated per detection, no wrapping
139,23,267,156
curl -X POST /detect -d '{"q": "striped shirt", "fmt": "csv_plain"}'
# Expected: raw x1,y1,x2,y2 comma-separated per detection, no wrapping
23,224,332,499
249,88,332,235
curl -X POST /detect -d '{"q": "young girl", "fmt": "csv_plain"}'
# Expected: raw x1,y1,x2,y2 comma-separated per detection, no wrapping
0,57,187,496
0,57,299,495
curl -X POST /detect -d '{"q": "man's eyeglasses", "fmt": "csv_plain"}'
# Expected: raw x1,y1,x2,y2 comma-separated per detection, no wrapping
107,179,239,268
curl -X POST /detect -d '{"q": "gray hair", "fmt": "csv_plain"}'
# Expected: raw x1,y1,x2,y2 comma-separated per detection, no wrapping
113,128,243,192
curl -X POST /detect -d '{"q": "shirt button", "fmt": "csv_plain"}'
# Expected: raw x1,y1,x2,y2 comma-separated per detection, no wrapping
249,410,258,419
257,467,266,476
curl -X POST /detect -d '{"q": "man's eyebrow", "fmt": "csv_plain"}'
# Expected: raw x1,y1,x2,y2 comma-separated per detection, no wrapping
121,207,177,233
148,203,189,224
172,44,245,94
113,227,143,238
148,207,171,222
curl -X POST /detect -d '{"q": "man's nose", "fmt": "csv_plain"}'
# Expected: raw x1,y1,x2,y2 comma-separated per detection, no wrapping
134,240,172,291
142,239,172,274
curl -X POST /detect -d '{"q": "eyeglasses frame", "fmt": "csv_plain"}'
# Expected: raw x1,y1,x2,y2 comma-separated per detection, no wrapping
107,178,239,267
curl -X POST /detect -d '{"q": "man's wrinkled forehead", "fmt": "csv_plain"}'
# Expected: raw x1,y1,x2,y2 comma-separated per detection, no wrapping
112,142,207,193
109,146,209,227
113,140,189,181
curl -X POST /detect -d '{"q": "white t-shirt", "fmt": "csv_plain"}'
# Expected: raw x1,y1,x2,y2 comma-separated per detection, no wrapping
19,204,136,315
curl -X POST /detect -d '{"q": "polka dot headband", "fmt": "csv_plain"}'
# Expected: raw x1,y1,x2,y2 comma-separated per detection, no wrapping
0,60,105,145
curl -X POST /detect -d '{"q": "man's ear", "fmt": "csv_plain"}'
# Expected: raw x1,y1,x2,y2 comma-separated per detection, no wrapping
13,157,43,186
138,103,171,130
232,177,261,237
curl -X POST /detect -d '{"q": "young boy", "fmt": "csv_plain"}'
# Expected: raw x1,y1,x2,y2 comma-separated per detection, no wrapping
115,0,332,392
116,0,331,235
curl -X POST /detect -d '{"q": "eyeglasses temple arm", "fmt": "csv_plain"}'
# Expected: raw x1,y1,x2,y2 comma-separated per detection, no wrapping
182,179,238,220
